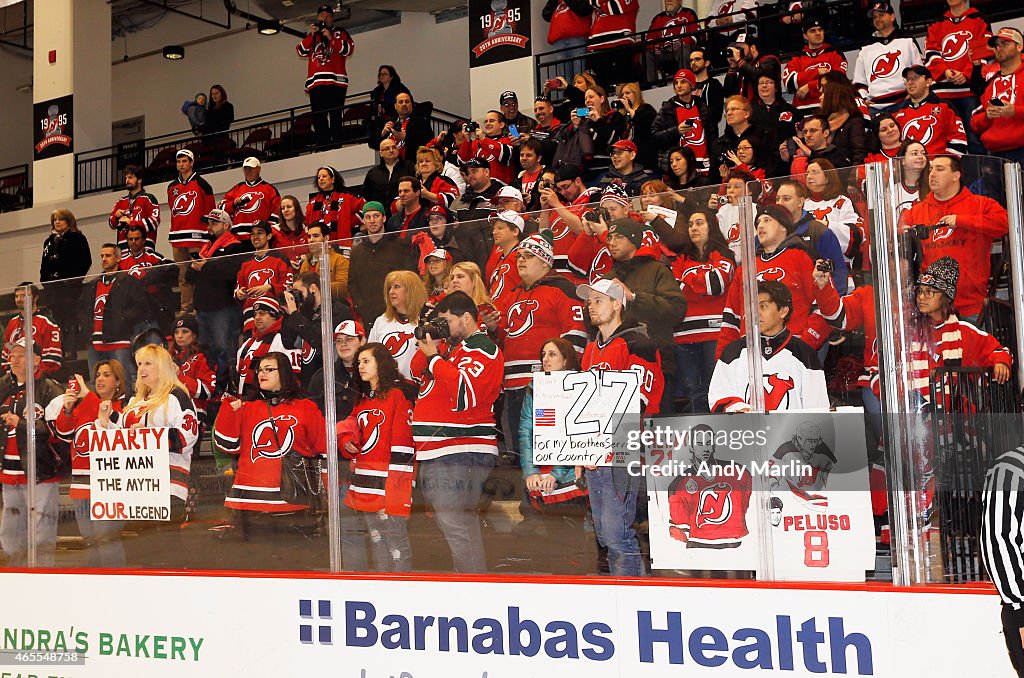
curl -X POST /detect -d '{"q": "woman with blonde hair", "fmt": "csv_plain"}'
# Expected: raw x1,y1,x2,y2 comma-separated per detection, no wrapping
447,261,500,331
96,345,199,549
616,82,657,171
40,208,91,355
415,146,460,209
367,270,428,379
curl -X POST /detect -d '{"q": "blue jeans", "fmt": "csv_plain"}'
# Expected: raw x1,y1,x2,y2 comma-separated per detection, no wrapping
338,481,369,572
674,341,716,413
545,37,588,84
362,511,411,572
869,100,904,116
503,387,527,459
88,345,135,393
197,306,242,394
418,452,495,573
74,498,125,567
586,466,645,577
1,483,59,567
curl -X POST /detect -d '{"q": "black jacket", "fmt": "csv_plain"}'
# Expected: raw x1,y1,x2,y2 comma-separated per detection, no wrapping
282,299,354,388
307,358,361,419
40,230,91,282
185,240,251,312
78,272,150,344
367,106,434,159
0,372,65,480
362,158,415,207
709,123,775,182
348,234,416,327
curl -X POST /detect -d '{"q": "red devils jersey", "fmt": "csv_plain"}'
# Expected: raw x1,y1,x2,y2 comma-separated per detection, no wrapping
925,8,993,99
668,463,752,548
518,167,543,201
2,314,62,375
119,249,171,281
214,396,326,511
901,188,1008,316
717,244,839,357
710,329,829,412
167,172,215,249
783,45,849,113
817,284,880,395
338,388,415,516
497,275,587,389
581,321,663,416
648,8,699,49
235,324,310,395
458,137,515,185
852,36,924,106
548,187,599,282
296,27,354,91
305,189,365,244
174,349,216,419
108,190,160,252
411,331,504,461
671,251,735,344
487,243,524,309
893,97,967,156
547,1,591,43
235,253,294,334
970,63,1024,153
589,0,639,50
51,391,123,499
423,173,459,210
92,276,130,351
674,100,710,175
220,179,282,238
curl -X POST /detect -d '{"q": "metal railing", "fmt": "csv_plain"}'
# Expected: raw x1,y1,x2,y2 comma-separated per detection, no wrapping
0,164,29,213
74,93,463,197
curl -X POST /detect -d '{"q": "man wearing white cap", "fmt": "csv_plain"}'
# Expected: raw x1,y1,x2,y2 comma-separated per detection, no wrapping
576,278,663,577
167,148,216,313
486,210,526,307
220,157,282,240
972,27,1024,162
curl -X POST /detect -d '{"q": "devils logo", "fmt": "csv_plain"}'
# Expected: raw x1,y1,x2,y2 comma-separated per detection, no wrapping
870,50,901,82
383,332,414,358
356,408,386,453
696,483,735,528
250,414,298,462
171,190,198,217
901,114,937,145
505,299,539,338
757,267,786,282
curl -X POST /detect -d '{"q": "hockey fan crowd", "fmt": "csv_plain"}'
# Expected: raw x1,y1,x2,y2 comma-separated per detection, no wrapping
4,1,1022,581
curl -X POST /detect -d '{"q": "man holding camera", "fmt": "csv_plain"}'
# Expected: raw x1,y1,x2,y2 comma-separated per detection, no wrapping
297,4,355,148
371,92,433,161
412,292,504,573
458,111,516,185
779,114,850,173
971,27,1024,163
282,271,353,387
723,33,782,103
538,165,599,282
900,154,1008,322
652,68,711,176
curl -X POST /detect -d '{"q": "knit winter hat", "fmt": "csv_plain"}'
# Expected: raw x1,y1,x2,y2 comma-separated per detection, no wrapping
917,256,959,300
252,296,283,317
607,218,644,249
756,204,796,234
174,314,199,336
519,231,554,267
599,182,631,208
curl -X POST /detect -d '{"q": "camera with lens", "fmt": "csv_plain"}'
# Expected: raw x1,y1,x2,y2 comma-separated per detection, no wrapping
281,287,305,308
538,178,555,192
720,152,736,168
816,259,833,273
583,206,610,223
908,223,941,240
610,100,625,111
315,20,328,30
463,121,480,134
722,46,740,62
414,317,450,342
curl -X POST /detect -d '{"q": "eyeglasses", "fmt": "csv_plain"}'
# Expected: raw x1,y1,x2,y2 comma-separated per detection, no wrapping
916,287,941,298
257,367,279,374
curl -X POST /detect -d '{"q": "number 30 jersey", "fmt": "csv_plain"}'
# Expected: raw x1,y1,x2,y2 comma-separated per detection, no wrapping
667,463,753,548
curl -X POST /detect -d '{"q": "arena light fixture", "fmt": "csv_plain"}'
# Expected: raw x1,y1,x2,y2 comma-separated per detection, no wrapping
163,45,185,60
257,18,280,35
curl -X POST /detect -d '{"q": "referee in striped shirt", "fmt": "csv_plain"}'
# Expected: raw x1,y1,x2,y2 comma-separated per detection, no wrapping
981,447,1024,676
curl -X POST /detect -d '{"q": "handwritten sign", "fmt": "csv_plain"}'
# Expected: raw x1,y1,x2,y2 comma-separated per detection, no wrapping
89,427,171,521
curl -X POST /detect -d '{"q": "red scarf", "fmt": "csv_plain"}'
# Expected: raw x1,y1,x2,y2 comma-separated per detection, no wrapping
198,230,241,259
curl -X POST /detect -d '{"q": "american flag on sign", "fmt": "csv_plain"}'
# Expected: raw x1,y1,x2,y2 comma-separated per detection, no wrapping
535,409,556,426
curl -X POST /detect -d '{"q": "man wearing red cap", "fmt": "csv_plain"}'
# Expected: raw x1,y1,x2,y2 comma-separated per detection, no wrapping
971,27,1024,162
595,140,653,194
652,68,710,176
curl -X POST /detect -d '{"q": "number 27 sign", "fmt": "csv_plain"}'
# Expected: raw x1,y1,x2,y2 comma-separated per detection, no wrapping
532,370,640,467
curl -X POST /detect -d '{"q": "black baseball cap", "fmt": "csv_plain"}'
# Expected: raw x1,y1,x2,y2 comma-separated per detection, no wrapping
317,4,333,14
902,64,931,79
802,17,824,31
554,164,584,182
463,157,489,170
867,1,894,15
